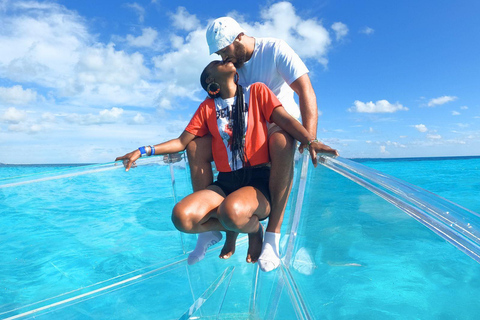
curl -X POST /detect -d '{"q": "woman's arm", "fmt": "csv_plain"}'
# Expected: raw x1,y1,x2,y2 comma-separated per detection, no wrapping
270,107,338,166
115,130,196,171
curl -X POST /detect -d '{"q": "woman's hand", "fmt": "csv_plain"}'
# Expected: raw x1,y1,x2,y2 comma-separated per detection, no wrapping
307,140,339,167
115,149,141,171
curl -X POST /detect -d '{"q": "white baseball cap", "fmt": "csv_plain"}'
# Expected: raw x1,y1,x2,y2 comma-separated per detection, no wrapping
206,17,246,55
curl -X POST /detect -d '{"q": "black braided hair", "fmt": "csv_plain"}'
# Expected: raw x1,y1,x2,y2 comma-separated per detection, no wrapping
200,63,221,98
199,62,247,169
231,84,246,170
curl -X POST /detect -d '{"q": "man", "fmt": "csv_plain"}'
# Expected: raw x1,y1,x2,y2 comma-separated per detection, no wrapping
186,17,337,271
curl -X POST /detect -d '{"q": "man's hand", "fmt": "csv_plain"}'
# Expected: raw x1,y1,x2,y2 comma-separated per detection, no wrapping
305,140,339,167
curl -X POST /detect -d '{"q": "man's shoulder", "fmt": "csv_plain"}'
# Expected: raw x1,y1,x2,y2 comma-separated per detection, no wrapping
255,37,287,48
254,37,293,58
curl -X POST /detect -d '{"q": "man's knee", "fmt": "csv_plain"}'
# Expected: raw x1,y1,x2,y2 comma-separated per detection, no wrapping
269,131,295,156
186,140,197,158
186,135,213,163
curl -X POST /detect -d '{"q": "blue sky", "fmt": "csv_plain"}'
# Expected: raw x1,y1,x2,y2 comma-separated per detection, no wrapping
0,0,479,164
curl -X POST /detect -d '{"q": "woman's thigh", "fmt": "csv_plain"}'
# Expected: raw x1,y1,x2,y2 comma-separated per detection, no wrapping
219,186,271,221
173,187,225,223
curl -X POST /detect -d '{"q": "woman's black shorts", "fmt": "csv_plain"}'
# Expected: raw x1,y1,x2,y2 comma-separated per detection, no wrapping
210,166,271,203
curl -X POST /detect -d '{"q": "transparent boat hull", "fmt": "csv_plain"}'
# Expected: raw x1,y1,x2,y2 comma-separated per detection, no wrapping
1,153,480,319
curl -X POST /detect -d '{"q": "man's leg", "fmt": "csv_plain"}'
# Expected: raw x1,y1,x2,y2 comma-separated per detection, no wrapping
186,135,214,192
258,130,295,272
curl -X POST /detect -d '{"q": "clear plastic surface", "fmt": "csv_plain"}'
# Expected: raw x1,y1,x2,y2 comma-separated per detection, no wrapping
2,153,480,319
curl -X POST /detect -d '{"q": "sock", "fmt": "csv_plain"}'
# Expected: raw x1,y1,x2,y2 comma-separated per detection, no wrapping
188,231,222,265
258,232,281,272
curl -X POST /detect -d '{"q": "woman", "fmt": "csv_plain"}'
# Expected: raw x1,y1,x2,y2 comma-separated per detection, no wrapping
116,60,338,267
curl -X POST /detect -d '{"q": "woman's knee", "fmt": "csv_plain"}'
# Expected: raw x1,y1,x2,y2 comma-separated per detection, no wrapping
171,202,196,232
218,199,248,230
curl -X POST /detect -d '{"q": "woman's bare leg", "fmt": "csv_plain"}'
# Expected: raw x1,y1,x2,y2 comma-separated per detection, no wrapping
219,231,238,259
172,186,226,265
217,186,270,263
171,187,226,233
186,136,240,259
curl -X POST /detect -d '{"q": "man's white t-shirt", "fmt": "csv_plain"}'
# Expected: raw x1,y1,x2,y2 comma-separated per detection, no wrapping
237,37,309,120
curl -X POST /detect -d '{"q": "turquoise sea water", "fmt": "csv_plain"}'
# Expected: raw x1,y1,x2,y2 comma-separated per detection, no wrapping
291,156,480,319
356,156,480,214
0,155,479,319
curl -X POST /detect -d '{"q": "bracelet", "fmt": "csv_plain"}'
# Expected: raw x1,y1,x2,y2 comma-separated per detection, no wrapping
138,146,147,157
149,145,155,156
307,139,318,146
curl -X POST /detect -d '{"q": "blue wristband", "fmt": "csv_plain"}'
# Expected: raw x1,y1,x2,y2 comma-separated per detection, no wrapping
138,146,147,157
149,145,155,156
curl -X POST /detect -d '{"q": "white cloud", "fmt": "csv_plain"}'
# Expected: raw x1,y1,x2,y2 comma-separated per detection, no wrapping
1,107,27,123
99,107,123,121
360,27,374,35
75,45,148,86
170,7,200,31
126,27,159,48
65,107,124,125
7,123,45,134
349,100,408,113
0,2,89,88
0,2,157,108
380,146,388,154
2,1,337,111
385,140,406,148
68,43,155,107
0,85,39,105
125,2,145,23
132,113,145,124
427,95,458,107
414,124,428,132
0,1,347,163
331,22,348,41
250,1,332,65
0,106,52,134
460,106,468,110
42,112,56,122
452,111,460,116
152,27,213,108
427,134,442,140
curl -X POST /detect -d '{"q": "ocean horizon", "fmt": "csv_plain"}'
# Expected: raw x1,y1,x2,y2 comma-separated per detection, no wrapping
1,154,479,166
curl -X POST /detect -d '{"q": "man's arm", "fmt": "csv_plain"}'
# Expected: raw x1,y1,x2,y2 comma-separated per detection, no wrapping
289,74,318,138
270,106,338,166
